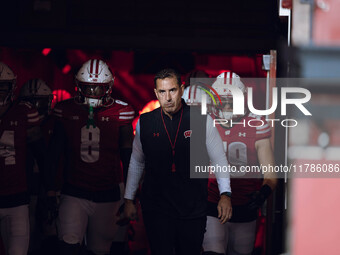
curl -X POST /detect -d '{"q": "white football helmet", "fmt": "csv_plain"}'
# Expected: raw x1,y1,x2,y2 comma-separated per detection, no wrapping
182,84,211,107
211,71,246,120
75,59,114,107
20,79,53,118
0,62,17,106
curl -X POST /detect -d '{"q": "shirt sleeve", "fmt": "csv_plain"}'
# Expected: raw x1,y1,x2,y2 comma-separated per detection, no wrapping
206,115,231,194
124,120,145,200
118,103,135,126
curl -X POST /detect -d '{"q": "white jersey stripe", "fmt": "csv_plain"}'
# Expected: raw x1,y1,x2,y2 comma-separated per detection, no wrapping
119,116,134,120
28,117,40,123
54,108,62,113
120,111,135,115
27,112,39,118
256,128,271,135
256,124,269,130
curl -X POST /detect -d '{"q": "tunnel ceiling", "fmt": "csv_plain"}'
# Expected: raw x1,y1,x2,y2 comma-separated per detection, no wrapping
1,0,283,53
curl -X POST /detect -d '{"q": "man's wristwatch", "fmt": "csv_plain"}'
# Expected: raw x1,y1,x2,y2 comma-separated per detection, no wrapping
220,191,232,198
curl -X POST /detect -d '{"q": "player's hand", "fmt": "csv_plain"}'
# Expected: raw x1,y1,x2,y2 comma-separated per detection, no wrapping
217,195,232,224
124,199,137,221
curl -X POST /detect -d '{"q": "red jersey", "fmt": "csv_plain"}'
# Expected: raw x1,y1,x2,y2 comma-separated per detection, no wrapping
208,112,271,206
0,101,40,196
53,99,134,192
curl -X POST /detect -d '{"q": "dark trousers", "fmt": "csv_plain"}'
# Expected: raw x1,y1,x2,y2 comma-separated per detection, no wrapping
142,211,206,255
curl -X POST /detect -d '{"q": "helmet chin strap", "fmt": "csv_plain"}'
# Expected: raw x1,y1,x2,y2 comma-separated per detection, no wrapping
85,98,102,108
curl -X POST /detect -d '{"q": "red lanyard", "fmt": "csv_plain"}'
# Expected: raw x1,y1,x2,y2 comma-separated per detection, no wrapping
160,107,183,172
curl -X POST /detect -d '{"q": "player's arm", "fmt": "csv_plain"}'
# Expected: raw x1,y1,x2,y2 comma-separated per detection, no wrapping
124,120,145,220
206,115,232,224
248,138,277,210
119,124,133,184
256,138,277,190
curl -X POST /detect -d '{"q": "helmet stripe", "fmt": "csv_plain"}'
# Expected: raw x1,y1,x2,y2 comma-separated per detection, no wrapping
223,72,233,85
89,59,94,78
95,59,99,78
193,85,198,100
187,86,191,101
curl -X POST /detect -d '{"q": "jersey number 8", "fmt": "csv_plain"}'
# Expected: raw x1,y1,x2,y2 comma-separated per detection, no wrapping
80,126,100,163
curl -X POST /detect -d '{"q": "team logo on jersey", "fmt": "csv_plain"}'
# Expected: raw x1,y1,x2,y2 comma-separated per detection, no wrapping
239,132,246,137
101,117,109,121
225,130,231,135
10,121,18,126
184,130,192,138
153,132,159,137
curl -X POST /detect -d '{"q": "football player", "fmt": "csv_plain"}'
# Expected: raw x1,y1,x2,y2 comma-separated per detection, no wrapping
47,59,134,255
202,71,277,255
20,79,53,120
0,62,45,255
19,79,58,254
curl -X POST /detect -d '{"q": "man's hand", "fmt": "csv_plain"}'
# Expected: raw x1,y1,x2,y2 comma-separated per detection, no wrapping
217,195,232,224
124,199,137,221
116,203,130,226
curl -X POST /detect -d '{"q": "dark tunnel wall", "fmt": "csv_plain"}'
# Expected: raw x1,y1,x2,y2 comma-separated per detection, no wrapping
1,0,284,112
